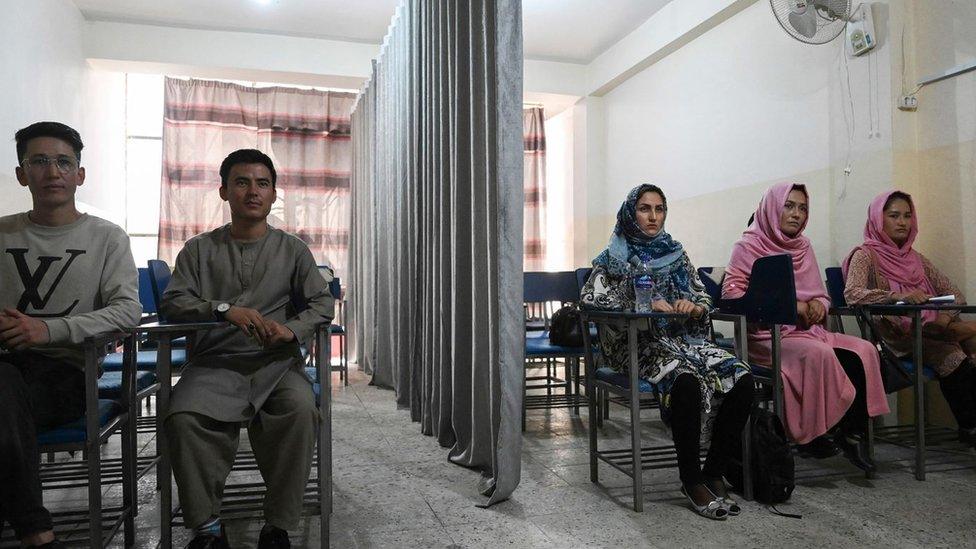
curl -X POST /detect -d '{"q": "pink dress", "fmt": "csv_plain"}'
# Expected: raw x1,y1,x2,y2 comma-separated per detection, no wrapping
722,182,889,444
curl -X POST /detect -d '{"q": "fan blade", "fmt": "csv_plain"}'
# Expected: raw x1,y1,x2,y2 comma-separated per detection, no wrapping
789,8,819,38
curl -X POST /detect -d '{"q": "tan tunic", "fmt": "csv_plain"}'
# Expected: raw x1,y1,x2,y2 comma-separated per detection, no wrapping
843,248,966,377
161,225,334,422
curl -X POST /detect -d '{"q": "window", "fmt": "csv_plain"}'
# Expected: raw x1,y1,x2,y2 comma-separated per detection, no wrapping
124,73,164,267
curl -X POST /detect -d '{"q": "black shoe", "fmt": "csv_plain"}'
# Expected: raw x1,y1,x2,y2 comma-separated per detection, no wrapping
835,433,876,473
796,435,840,459
258,526,290,549
186,525,230,549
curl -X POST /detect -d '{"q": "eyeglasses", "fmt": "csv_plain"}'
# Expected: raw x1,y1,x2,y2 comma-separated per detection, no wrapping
21,155,79,174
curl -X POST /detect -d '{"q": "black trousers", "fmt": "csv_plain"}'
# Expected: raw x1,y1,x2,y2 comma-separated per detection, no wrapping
938,359,976,430
670,373,754,487
0,354,84,539
836,349,869,436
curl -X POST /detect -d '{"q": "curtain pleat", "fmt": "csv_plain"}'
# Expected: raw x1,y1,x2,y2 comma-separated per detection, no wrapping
349,0,523,505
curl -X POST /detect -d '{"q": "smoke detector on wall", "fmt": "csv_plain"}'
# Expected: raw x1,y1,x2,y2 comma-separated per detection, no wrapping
845,4,876,57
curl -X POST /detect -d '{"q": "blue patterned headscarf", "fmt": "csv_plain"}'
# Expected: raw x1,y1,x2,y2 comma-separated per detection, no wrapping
592,184,685,276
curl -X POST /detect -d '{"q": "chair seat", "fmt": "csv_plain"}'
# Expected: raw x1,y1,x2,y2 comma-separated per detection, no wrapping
900,359,937,381
594,367,654,393
525,332,584,357
37,399,122,446
330,324,345,335
98,371,157,399
101,349,188,372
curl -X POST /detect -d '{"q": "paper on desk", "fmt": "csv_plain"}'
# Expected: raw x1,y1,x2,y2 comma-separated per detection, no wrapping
894,294,954,305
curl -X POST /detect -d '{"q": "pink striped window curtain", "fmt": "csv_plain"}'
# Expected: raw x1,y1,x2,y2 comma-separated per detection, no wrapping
523,107,547,271
159,77,356,278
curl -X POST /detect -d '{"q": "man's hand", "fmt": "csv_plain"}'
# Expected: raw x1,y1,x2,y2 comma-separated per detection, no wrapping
0,308,51,350
224,306,270,345
263,320,296,349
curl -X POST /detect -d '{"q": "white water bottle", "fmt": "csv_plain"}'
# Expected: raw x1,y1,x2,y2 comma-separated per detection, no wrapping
634,256,655,313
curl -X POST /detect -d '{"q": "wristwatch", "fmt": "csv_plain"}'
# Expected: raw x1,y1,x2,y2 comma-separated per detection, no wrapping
214,302,231,319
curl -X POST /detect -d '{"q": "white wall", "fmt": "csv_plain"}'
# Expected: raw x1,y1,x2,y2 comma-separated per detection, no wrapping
0,0,125,221
591,1,896,272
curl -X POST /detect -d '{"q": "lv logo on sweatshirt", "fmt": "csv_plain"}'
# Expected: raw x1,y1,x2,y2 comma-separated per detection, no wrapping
5,248,86,316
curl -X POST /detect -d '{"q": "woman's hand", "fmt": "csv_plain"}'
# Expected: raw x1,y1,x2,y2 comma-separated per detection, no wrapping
892,289,929,304
673,299,702,317
651,300,674,313
807,300,827,326
796,300,810,327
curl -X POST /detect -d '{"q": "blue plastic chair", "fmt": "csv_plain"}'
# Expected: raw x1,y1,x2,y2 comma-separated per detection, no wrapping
32,333,137,547
523,271,586,427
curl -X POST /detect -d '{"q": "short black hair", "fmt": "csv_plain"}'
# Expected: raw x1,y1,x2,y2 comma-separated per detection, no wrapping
219,149,277,188
883,191,912,212
636,184,667,210
15,121,84,163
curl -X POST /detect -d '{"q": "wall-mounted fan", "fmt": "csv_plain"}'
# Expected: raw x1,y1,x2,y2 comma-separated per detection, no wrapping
770,0,851,44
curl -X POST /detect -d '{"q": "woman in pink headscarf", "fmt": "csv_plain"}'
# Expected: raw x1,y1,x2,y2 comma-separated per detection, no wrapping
722,182,888,472
843,190,976,447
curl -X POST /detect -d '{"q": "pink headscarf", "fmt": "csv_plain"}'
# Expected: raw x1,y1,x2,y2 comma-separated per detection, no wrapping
724,181,830,307
842,190,937,324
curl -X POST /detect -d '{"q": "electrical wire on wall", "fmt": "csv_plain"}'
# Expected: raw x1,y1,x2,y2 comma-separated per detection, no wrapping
838,32,856,200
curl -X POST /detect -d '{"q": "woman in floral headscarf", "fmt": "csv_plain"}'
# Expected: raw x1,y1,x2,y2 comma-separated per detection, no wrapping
843,190,976,446
581,184,753,521
722,182,888,472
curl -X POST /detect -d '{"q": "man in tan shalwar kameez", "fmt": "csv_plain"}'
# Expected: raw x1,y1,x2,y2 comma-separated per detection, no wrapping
162,149,333,549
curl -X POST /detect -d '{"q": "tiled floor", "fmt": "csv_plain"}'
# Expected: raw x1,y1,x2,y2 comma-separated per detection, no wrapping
13,365,976,548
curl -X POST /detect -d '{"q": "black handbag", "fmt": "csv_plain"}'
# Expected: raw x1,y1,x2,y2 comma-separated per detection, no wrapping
549,304,584,347
855,308,913,393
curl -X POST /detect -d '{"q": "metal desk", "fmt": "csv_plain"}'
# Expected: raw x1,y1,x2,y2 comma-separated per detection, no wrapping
862,303,976,480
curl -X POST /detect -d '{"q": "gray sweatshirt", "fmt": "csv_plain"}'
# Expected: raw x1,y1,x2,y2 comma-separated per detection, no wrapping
0,212,142,369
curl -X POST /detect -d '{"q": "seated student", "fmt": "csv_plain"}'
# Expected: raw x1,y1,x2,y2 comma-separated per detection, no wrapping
843,190,976,446
722,182,888,472
581,184,753,521
0,122,141,548
161,149,333,549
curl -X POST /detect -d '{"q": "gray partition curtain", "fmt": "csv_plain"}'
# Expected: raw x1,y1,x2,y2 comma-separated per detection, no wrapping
350,0,523,505
522,107,546,270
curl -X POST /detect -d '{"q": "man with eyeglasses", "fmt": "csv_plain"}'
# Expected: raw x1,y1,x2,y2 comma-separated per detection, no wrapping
0,121,141,548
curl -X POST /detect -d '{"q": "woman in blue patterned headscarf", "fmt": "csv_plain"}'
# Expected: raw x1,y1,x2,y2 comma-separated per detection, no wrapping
581,183,753,520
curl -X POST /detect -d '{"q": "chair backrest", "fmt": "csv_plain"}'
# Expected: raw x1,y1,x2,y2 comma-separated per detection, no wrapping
697,266,725,304
824,267,847,307
720,254,798,325
524,271,580,304
329,277,341,300
137,267,156,314
574,267,592,294
147,260,172,319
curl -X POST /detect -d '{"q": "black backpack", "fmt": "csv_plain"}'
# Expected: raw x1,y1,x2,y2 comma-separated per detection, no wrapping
549,304,584,347
726,407,795,506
